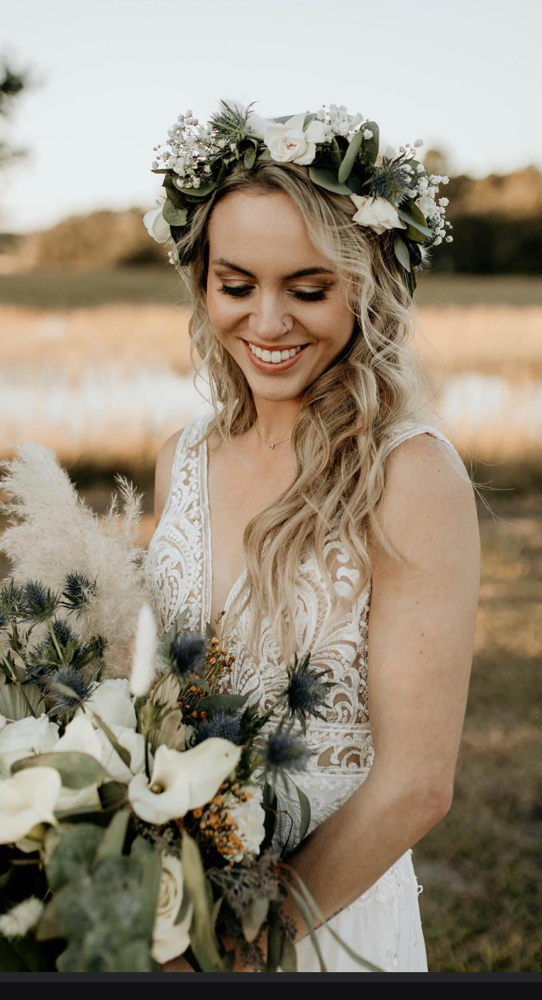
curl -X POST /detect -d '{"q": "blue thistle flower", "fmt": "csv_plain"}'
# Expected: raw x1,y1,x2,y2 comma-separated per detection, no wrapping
169,632,206,678
195,711,243,746
20,579,53,617
264,730,312,774
48,667,90,709
62,572,96,609
285,652,333,730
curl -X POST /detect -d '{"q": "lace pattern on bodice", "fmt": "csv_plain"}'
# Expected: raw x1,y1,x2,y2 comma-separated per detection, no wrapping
144,411,458,856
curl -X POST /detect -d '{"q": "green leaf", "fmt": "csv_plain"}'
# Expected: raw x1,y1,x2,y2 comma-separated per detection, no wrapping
98,781,127,811
130,836,163,936
256,148,272,162
279,933,298,972
394,236,411,272
293,778,311,843
289,886,327,972
241,895,269,944
265,906,284,972
195,693,247,715
360,121,379,168
162,199,188,227
308,166,352,195
90,711,131,770
261,779,278,851
181,831,227,972
338,130,364,184
12,751,110,789
243,146,257,170
94,809,130,865
172,178,217,199
397,199,432,241
288,869,383,971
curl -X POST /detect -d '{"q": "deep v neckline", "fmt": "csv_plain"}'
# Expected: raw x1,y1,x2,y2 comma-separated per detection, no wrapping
200,414,248,638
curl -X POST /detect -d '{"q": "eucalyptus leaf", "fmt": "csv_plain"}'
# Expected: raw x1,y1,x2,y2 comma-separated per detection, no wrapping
256,148,272,162
243,146,257,170
130,836,162,936
95,809,130,865
98,781,127,811
162,199,188,227
46,822,103,892
308,166,352,195
173,178,217,198
12,751,110,790
397,199,431,241
241,895,269,944
195,693,247,715
338,130,364,184
394,236,411,272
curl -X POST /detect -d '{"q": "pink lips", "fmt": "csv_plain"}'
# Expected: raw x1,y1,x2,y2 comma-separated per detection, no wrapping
242,339,309,372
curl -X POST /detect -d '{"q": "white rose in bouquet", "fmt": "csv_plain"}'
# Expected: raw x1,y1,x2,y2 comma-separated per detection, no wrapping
223,783,266,863
151,853,193,965
350,194,407,235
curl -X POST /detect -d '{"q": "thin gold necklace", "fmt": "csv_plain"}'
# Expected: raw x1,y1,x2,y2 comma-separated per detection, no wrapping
253,422,291,450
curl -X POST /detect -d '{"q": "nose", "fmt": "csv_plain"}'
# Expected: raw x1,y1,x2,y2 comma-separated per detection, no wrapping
247,291,293,341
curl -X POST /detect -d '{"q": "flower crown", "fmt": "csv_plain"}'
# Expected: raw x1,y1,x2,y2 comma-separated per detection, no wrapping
143,99,452,297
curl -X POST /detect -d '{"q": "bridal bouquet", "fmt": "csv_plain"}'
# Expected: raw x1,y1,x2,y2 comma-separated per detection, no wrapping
0,444,379,974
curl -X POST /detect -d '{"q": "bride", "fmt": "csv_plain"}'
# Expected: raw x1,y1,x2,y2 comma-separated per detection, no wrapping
143,102,480,973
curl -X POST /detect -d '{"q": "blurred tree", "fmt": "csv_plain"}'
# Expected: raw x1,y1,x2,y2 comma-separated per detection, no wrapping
423,147,453,177
0,50,42,227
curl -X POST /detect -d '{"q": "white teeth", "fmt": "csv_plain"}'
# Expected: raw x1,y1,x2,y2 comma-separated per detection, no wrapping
248,342,304,363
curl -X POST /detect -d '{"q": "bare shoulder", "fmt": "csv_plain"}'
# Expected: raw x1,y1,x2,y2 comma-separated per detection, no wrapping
371,431,480,567
153,427,185,527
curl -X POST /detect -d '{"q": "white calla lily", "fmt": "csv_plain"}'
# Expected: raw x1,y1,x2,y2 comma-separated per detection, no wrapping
0,767,62,844
77,678,136,730
128,738,242,825
0,715,59,780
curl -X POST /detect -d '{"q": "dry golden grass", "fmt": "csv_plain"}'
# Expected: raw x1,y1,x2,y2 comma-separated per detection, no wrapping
1,301,541,379
413,303,542,379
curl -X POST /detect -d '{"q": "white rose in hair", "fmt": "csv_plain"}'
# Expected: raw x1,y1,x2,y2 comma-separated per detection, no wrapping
264,112,331,166
151,854,193,965
350,195,407,235
143,197,174,245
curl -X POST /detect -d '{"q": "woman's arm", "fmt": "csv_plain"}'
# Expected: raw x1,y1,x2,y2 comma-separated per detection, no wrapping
277,433,481,942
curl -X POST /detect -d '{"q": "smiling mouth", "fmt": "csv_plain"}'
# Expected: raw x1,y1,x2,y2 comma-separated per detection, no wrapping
242,339,309,363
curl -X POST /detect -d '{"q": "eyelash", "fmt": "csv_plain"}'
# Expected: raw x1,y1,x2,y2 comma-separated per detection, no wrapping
218,284,328,302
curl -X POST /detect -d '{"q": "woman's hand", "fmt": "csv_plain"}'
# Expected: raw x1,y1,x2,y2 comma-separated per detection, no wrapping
161,932,267,973
162,953,196,972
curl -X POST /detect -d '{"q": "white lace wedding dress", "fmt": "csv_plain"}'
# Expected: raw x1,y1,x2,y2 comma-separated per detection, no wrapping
144,410,458,973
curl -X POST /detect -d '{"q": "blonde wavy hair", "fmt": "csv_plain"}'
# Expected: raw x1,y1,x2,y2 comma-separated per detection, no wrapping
172,158,470,661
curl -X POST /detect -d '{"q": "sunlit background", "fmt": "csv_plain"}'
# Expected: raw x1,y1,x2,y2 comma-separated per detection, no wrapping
1,0,541,973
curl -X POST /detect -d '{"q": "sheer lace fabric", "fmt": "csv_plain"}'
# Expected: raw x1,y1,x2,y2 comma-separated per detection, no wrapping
144,411,458,972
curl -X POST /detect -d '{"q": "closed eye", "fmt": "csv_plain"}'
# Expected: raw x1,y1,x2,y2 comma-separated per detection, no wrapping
218,284,327,302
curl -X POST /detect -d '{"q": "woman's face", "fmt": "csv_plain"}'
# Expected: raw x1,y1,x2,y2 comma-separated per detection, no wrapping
206,189,357,403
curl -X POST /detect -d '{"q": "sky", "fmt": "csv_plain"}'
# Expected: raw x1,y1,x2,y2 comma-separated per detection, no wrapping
1,0,541,234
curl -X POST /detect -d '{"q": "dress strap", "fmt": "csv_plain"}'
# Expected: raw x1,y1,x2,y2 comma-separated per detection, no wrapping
382,421,459,461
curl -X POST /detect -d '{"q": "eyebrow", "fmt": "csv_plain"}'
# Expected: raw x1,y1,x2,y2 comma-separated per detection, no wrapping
211,258,335,279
